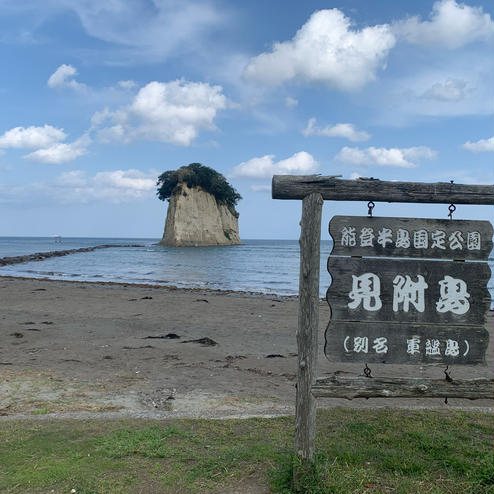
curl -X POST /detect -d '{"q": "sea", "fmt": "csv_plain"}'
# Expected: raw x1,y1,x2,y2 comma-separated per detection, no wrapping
0,237,493,302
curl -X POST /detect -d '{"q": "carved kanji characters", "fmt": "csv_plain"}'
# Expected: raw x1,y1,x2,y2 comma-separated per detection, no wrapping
425,339,441,355
431,230,446,250
348,273,382,311
372,337,388,354
436,275,470,315
341,226,356,247
413,229,428,248
377,228,393,247
445,339,460,357
449,231,464,250
395,229,410,248
406,337,421,355
467,232,481,250
359,227,375,247
392,274,428,313
353,337,368,353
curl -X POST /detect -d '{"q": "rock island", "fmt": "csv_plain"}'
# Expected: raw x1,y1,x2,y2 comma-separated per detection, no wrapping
157,163,242,246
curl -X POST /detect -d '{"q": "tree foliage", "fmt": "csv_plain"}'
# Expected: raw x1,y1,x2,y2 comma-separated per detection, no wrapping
156,163,242,209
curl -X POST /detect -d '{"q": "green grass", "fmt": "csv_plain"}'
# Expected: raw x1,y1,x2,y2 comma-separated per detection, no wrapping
0,409,492,494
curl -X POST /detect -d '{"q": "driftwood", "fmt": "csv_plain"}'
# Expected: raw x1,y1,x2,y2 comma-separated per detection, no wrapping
272,175,494,204
312,376,494,400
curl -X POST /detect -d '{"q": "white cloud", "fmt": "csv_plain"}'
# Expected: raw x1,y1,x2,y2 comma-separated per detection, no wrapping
462,136,493,152
335,146,437,168
251,184,272,192
243,9,395,91
93,80,228,146
394,0,494,49
47,64,87,91
0,1,226,64
58,169,156,202
118,80,137,90
24,134,91,164
0,169,157,205
231,151,319,179
303,118,370,141
60,168,157,203
421,79,467,101
368,62,493,124
285,96,298,107
0,125,67,149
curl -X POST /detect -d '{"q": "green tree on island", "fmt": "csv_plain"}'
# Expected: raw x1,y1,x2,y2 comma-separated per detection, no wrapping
156,163,242,212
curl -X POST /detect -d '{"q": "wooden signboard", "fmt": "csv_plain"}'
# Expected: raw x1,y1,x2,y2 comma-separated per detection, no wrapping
325,217,492,366
324,321,488,365
329,216,493,260
271,175,494,477
327,257,490,325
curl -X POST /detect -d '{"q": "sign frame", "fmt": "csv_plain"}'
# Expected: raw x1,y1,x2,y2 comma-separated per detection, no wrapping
272,175,494,485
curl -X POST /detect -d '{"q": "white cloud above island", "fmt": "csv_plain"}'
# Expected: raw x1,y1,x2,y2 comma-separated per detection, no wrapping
230,151,318,179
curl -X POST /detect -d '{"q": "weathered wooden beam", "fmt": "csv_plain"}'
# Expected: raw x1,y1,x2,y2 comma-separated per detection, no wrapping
272,176,494,204
312,376,494,400
294,193,323,478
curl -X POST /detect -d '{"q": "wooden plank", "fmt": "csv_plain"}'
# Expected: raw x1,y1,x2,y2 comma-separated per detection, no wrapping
324,321,488,365
272,175,494,205
327,258,491,325
294,193,323,471
329,216,493,261
312,376,494,400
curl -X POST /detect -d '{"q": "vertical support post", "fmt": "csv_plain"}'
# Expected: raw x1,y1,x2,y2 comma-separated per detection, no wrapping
294,193,323,488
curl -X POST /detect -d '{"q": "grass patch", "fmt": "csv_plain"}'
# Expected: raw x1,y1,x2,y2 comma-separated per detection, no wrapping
0,409,492,493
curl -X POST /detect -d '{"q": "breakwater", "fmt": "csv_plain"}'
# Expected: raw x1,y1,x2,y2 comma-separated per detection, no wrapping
0,244,143,267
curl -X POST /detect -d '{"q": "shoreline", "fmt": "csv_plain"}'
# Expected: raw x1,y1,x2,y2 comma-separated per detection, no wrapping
0,274,298,300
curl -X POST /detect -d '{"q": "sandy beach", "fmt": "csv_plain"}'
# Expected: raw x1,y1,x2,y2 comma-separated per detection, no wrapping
1,276,492,419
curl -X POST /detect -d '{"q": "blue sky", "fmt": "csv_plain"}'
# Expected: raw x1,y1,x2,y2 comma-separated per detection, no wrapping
0,0,492,239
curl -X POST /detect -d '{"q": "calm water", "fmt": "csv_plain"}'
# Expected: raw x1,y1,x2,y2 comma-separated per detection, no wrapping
0,237,332,296
0,237,492,300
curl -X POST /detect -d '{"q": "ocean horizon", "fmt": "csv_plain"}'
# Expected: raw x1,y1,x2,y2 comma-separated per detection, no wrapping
0,236,492,301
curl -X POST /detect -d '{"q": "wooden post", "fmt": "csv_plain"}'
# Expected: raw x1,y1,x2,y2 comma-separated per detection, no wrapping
294,193,323,488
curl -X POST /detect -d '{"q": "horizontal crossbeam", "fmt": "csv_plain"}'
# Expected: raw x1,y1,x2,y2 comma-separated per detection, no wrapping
272,176,494,204
312,376,494,400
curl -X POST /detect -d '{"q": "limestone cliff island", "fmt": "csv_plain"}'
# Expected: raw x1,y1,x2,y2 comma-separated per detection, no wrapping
157,163,242,246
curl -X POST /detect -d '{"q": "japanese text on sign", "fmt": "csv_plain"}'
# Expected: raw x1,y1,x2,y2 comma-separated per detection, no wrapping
340,226,480,251
329,216,493,261
342,335,469,358
349,273,470,314
325,217,492,366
